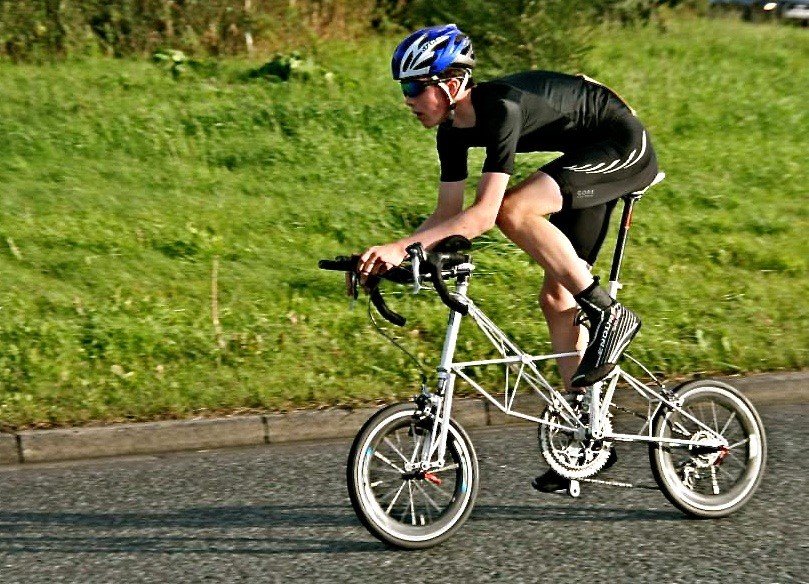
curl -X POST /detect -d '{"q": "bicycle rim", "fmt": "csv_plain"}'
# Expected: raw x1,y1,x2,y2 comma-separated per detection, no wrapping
650,380,766,517
347,403,478,549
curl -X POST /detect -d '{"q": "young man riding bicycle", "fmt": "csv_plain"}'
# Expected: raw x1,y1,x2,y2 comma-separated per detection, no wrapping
357,24,659,493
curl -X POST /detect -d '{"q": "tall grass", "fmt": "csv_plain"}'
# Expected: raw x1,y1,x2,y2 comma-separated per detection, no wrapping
0,17,806,428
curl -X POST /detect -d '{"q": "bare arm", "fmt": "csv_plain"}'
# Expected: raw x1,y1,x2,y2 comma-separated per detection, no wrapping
401,172,510,250
413,180,466,235
358,172,510,277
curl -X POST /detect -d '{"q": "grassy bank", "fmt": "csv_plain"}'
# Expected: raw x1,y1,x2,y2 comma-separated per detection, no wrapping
0,17,806,428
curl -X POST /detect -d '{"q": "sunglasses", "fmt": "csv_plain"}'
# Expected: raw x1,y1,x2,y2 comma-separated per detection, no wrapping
400,79,439,98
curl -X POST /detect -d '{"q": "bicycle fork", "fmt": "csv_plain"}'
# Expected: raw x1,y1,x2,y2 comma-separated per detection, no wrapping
418,279,468,471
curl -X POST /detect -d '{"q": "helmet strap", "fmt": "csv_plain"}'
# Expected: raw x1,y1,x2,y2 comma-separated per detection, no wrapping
437,71,470,112
437,81,456,110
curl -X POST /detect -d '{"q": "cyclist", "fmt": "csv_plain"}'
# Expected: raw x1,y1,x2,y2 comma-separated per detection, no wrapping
357,24,659,492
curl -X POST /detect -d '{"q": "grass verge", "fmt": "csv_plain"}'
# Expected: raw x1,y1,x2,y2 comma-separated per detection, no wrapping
0,17,806,428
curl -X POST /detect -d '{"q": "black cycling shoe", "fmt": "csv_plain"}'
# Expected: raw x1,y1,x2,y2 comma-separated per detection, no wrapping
531,448,618,493
531,469,570,493
571,280,641,388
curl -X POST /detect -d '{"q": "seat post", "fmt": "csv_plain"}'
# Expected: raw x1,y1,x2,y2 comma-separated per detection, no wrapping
607,195,641,298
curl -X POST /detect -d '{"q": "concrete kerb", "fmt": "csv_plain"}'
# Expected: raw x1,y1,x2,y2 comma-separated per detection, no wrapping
2,371,807,465
16,416,266,465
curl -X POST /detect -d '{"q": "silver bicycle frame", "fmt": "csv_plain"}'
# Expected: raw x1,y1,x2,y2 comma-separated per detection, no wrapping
419,276,728,470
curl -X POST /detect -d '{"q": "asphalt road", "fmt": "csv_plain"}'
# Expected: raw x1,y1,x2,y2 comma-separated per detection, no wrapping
0,404,806,583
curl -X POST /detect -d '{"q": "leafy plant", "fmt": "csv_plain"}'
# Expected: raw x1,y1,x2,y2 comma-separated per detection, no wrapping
247,52,331,83
152,49,190,79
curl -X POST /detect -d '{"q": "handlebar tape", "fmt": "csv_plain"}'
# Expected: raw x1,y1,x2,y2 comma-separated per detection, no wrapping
370,287,406,326
318,256,358,272
429,258,469,315
319,253,468,322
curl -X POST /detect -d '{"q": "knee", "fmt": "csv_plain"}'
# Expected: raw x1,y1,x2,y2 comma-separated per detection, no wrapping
495,174,563,236
495,194,522,236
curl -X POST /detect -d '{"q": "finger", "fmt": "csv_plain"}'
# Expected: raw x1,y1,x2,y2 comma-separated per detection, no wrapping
359,261,376,284
359,256,376,275
370,259,389,276
359,247,377,266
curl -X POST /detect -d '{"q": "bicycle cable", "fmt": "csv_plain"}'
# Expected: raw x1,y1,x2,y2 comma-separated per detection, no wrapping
367,294,429,388
623,352,666,388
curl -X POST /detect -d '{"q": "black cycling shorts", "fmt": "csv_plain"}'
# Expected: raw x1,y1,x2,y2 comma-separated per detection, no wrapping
541,113,659,211
541,112,659,264
548,200,618,266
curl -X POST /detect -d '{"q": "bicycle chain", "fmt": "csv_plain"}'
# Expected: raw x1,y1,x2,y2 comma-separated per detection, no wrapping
610,402,649,420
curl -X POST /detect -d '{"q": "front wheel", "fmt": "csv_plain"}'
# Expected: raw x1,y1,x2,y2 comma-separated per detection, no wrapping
649,379,767,518
346,402,479,549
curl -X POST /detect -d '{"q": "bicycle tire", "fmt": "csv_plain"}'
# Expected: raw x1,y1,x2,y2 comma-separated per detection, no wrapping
346,402,479,549
649,379,767,518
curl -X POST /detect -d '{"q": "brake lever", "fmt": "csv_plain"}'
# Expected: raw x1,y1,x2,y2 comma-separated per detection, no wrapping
345,270,359,309
406,243,426,294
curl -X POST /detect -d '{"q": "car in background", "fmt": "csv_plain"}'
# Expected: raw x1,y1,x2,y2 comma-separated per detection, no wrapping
709,0,809,23
776,0,809,23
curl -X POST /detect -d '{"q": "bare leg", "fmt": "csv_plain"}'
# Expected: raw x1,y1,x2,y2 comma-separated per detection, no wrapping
496,171,597,389
540,275,588,391
495,172,593,295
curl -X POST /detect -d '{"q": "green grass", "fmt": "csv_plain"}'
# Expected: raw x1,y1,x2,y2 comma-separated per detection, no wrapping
0,17,807,428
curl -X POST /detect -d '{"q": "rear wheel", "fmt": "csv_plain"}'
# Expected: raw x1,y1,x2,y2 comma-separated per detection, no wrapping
649,380,766,518
346,402,479,549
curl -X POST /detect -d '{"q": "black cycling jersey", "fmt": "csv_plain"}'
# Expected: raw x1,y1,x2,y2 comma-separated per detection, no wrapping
437,70,638,181
436,70,660,263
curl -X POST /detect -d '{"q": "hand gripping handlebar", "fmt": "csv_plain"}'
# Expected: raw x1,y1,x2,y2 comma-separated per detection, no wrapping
318,241,471,326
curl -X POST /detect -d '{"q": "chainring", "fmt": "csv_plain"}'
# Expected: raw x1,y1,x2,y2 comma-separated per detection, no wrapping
539,401,613,480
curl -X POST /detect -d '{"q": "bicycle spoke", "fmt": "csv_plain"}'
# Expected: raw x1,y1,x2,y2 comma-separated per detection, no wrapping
409,434,423,466
383,437,410,465
724,451,748,470
728,437,750,450
407,481,416,525
710,466,720,495
669,419,691,437
418,484,433,525
414,480,443,512
376,481,403,503
432,462,460,473
683,406,699,427
385,481,407,515
711,401,719,433
425,479,453,499
371,466,402,475
698,402,709,425
374,451,405,473
719,411,738,436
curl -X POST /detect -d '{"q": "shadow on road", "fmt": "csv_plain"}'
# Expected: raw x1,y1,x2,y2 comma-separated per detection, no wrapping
0,501,685,555
0,504,382,554
471,503,683,522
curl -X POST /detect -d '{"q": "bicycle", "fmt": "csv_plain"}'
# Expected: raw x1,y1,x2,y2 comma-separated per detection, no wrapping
318,173,767,550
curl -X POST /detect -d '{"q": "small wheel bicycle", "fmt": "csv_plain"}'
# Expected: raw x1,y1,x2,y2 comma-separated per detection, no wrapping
319,175,767,549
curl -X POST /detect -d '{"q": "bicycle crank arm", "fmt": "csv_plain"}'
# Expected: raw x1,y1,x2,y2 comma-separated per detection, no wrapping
566,477,645,498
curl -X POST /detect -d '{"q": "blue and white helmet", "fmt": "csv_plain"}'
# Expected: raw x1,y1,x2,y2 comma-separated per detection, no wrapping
391,24,475,81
